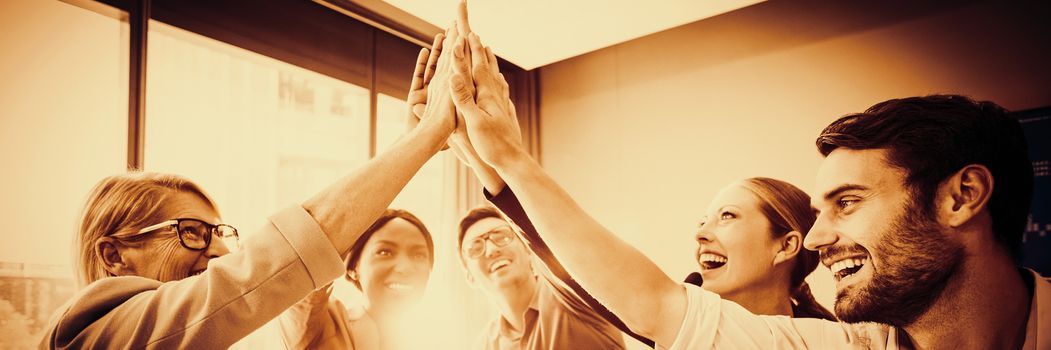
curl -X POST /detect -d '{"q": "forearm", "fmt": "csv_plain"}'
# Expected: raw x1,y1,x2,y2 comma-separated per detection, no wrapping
304,120,449,255
278,286,336,349
493,153,685,343
472,158,507,194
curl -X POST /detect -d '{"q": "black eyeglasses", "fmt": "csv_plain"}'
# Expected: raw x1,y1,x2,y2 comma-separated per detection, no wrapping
116,218,239,251
462,226,515,259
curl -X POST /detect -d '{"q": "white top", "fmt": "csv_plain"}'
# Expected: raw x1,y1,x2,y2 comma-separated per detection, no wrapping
664,269,1051,350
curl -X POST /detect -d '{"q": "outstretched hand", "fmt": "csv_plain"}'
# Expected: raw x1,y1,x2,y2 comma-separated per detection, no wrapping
406,32,445,129
448,31,526,169
413,25,462,142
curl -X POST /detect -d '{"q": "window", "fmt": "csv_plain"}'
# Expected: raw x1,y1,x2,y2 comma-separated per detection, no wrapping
7,0,536,348
143,21,473,349
145,22,371,233
0,1,127,347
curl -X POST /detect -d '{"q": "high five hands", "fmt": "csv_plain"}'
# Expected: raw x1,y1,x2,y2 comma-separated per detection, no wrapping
448,1,526,171
407,0,526,177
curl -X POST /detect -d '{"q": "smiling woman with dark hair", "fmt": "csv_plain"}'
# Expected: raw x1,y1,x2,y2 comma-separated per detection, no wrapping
279,208,435,350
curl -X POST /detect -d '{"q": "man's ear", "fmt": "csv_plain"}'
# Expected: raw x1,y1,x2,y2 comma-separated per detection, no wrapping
938,164,993,228
96,237,132,277
773,231,803,266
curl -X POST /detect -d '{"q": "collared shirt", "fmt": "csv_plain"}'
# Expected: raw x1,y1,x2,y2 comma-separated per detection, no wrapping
482,188,629,350
665,269,1051,349
40,205,345,349
477,272,627,350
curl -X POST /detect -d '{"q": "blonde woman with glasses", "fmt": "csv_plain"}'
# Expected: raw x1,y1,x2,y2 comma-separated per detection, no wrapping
40,28,460,348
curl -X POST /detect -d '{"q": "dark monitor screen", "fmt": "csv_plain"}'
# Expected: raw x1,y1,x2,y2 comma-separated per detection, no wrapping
1016,107,1051,276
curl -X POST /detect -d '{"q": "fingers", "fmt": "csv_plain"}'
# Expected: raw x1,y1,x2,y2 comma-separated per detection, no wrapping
450,72,483,117
422,33,444,84
451,35,470,78
467,33,487,76
486,46,498,70
483,46,510,100
409,47,429,92
412,104,426,119
457,0,472,36
497,73,511,101
434,26,456,76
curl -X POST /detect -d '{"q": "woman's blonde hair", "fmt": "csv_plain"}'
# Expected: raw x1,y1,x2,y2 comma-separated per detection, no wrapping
75,172,216,287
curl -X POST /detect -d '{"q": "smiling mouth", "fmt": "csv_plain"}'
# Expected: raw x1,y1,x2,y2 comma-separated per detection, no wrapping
829,256,869,281
488,259,511,274
385,282,416,292
698,253,727,270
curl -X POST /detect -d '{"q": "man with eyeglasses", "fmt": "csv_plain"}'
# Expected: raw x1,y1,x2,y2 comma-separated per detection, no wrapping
457,206,627,350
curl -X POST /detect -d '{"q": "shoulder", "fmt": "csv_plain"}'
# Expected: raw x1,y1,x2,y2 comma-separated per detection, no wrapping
65,276,163,317
1032,268,1051,283
472,318,501,350
44,276,163,347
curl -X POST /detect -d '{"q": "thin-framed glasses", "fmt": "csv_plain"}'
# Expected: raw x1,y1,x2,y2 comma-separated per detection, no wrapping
462,226,515,259
117,218,239,250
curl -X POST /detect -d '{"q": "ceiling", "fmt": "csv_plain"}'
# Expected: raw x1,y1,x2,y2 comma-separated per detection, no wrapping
374,0,765,70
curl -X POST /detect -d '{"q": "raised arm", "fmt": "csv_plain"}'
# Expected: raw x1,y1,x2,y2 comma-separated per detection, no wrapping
447,32,686,346
305,28,459,255
43,31,461,350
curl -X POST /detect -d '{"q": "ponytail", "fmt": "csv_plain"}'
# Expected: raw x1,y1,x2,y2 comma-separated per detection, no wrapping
790,282,836,321
738,178,837,321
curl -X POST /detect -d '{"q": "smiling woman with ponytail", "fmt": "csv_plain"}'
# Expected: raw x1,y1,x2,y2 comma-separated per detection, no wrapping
692,177,835,320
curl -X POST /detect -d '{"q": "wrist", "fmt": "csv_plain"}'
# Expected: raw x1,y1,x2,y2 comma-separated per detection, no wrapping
413,115,454,152
491,147,534,175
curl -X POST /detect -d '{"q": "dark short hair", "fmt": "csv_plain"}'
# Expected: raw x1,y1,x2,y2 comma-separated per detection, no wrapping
457,206,506,256
345,208,435,289
815,94,1033,261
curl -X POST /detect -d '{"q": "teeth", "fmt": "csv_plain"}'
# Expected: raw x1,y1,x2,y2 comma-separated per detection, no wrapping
489,259,511,273
829,258,869,277
698,253,727,264
386,283,414,291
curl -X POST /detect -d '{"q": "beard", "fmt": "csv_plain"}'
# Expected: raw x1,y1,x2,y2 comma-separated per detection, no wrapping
833,195,964,327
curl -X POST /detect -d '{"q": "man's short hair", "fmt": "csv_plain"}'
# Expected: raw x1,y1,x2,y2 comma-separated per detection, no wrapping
815,94,1033,261
457,206,506,255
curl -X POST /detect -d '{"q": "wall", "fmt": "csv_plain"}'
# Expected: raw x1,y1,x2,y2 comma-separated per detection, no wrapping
538,0,1051,326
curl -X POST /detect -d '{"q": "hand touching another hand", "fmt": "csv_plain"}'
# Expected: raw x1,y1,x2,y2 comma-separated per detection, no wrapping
412,25,462,144
448,32,527,170
441,0,517,192
406,32,444,130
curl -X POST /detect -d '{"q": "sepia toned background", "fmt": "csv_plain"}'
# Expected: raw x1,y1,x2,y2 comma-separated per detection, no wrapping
2,0,1049,349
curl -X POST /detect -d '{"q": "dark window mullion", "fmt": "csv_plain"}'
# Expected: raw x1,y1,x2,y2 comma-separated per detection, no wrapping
127,0,149,170
368,29,378,159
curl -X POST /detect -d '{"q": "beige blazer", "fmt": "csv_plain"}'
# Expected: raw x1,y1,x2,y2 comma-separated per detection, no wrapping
40,206,345,349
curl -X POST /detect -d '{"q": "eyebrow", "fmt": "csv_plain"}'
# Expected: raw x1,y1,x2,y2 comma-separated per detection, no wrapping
468,225,512,239
374,240,428,249
718,205,741,212
822,184,870,202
